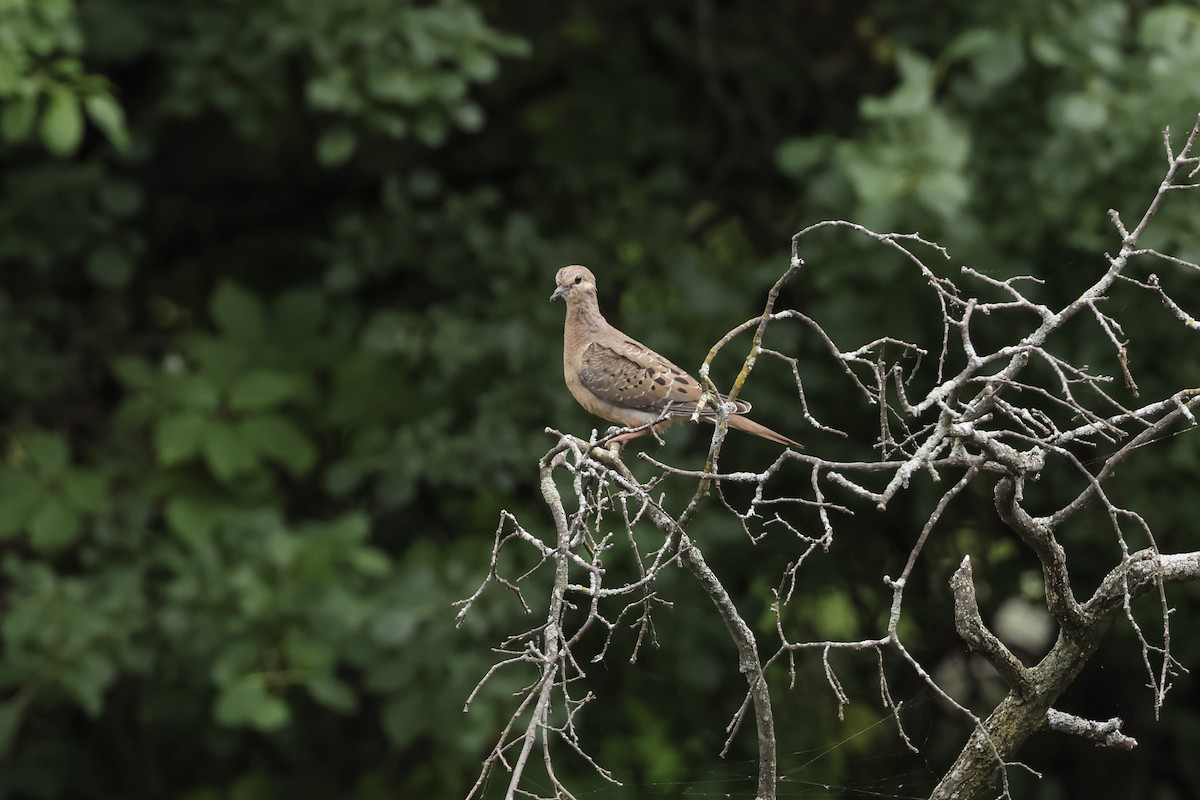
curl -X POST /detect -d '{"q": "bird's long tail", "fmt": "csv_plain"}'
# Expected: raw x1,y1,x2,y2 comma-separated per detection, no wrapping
726,414,804,450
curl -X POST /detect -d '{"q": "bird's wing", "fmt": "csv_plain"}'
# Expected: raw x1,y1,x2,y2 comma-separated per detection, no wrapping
578,337,750,418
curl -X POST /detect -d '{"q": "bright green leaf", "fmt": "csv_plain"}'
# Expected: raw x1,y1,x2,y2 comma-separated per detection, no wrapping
84,92,131,150
248,697,289,732
40,85,85,156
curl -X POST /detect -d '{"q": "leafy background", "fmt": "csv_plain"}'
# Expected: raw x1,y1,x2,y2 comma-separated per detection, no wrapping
2,1,1199,797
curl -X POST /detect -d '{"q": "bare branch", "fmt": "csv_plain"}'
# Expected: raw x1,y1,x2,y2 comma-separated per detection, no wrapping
950,556,1033,697
1046,709,1138,750
464,115,1200,800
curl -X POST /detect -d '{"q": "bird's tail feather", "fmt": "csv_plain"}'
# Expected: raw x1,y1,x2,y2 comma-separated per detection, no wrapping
727,414,804,450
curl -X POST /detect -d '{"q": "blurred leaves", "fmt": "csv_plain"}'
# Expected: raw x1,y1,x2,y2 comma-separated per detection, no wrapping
144,0,529,160
0,431,108,551
0,0,130,154
1,1,1199,798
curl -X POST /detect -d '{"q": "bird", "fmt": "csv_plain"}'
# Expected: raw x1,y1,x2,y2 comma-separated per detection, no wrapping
550,265,803,450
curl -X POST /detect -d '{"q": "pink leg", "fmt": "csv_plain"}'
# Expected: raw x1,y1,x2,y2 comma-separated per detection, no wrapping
608,428,652,448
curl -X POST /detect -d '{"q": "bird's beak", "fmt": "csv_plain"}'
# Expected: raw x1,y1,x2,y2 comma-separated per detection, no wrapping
550,284,569,302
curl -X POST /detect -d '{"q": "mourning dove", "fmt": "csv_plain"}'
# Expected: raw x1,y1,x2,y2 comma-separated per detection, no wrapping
550,265,803,449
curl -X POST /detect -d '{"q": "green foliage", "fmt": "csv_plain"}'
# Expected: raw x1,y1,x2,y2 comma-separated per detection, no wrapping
780,1,1200,262
109,0,529,162
0,0,129,154
0,431,108,551
1,0,1198,797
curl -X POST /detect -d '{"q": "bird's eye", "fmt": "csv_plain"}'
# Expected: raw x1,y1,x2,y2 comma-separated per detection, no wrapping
574,275,582,285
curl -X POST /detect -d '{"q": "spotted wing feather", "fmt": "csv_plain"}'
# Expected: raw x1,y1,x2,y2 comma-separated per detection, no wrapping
578,338,751,419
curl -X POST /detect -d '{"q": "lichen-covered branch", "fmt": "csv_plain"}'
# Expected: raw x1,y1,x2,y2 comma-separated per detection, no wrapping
932,548,1200,799
950,556,1032,697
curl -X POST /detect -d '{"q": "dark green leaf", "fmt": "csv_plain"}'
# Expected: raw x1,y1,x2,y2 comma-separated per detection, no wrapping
111,356,155,389
155,412,209,465
85,244,136,288
98,181,144,217
209,282,265,341
21,431,70,477
0,469,42,536
1,95,38,141
215,674,290,732
228,370,308,412
0,700,23,756
365,70,426,104
165,495,223,542
239,415,316,475
203,421,261,481
307,674,356,713
61,471,109,514
168,374,222,412
29,500,83,551
212,641,261,686
316,127,357,166
272,289,326,338
381,693,425,748
60,652,118,716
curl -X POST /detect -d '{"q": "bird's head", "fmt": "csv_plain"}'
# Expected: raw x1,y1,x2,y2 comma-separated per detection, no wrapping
550,265,598,303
